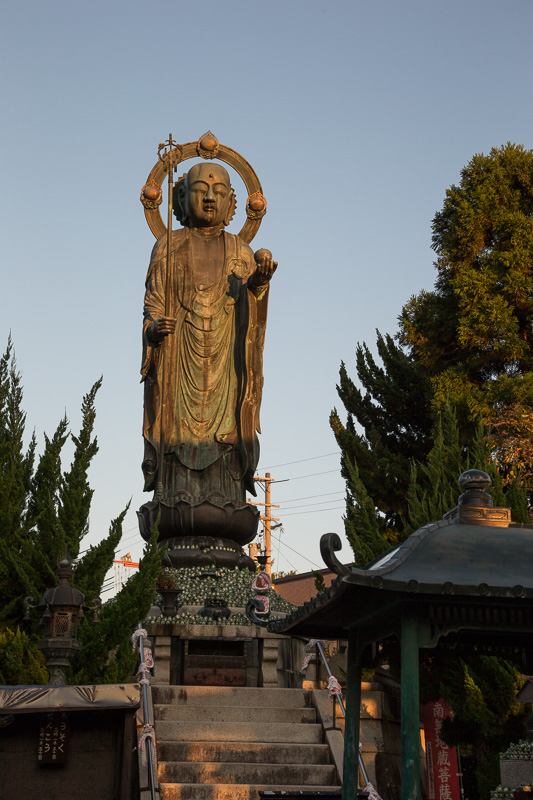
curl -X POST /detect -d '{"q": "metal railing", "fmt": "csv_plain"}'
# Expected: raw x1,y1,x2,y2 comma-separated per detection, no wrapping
313,639,370,787
135,623,158,800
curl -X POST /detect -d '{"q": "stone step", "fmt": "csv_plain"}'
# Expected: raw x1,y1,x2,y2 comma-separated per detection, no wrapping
154,704,316,724
157,741,332,765
159,783,341,800
158,761,338,786
155,720,324,744
152,686,311,708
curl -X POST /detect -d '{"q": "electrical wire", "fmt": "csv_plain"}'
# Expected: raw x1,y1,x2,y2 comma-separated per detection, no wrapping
281,504,345,517
280,498,347,511
270,532,322,569
274,490,344,504
78,525,140,556
277,468,341,482
276,526,282,571
258,451,340,470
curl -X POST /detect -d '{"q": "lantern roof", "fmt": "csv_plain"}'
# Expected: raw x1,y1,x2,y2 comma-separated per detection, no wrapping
36,548,85,610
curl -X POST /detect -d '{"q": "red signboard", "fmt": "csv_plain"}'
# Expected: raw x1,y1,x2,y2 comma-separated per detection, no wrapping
422,700,461,800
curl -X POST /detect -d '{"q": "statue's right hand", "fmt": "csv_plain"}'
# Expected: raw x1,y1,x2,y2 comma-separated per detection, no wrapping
149,317,177,342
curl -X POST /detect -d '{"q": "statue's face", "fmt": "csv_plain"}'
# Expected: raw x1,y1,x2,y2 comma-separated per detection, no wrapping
185,163,231,227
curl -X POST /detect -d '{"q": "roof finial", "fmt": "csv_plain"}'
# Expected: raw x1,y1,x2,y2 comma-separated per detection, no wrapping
458,469,493,508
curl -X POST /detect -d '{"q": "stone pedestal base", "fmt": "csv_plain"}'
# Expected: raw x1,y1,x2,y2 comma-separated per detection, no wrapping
145,621,305,689
138,498,259,547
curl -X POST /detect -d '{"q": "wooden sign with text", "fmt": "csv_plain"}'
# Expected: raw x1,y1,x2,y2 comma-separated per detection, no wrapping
37,711,69,765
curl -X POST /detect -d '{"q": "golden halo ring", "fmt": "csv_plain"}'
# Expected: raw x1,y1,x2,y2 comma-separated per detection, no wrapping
141,136,266,244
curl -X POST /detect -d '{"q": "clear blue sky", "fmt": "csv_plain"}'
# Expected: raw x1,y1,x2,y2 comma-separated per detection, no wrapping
2,0,533,592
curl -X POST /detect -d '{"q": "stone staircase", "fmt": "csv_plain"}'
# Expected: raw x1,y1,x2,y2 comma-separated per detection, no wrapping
152,685,341,800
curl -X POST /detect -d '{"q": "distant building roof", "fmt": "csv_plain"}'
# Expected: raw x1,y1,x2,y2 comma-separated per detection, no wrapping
273,566,343,606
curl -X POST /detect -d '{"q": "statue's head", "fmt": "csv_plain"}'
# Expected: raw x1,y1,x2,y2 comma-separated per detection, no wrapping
173,163,236,228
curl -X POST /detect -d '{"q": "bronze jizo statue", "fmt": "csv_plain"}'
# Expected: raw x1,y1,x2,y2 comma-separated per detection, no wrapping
138,135,276,570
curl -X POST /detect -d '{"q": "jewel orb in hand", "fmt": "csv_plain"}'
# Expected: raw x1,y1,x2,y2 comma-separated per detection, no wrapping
255,248,272,262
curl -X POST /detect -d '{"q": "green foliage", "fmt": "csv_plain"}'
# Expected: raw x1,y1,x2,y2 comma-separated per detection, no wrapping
401,143,533,418
405,404,464,533
74,507,128,600
272,570,297,581
59,378,101,558
0,341,162,684
405,405,528,534
420,650,529,799
312,571,326,593
69,524,161,684
0,627,48,685
331,145,533,797
332,144,533,564
330,332,433,531
343,457,389,565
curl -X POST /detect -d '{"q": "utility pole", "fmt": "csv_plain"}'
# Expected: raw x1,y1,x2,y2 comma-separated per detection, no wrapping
250,472,280,576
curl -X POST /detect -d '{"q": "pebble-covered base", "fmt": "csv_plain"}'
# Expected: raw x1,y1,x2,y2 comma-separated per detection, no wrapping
148,565,296,626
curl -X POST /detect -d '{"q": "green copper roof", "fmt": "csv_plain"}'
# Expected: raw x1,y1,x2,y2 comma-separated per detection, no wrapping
267,470,533,638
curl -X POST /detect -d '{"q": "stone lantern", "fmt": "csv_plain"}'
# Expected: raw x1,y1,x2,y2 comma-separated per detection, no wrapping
25,548,101,685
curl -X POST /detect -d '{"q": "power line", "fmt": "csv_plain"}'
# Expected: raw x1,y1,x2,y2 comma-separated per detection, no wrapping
78,525,140,555
259,451,340,470
245,489,344,511
279,468,341,482
269,528,299,574
281,498,347,511
275,490,344,504
281,504,345,518
271,533,322,569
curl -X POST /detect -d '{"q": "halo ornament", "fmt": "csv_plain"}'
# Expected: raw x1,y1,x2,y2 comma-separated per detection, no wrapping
140,180,163,210
246,191,267,220
141,133,266,244
197,130,220,159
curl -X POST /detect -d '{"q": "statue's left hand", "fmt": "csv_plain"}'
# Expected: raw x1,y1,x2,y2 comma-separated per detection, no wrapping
251,248,278,286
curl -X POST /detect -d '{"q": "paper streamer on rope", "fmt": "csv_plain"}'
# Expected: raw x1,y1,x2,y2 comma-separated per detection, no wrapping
327,675,342,700
364,782,383,800
144,648,154,668
300,653,312,672
138,723,157,767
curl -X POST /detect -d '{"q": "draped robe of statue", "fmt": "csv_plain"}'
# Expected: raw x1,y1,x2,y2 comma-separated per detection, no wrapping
139,225,269,546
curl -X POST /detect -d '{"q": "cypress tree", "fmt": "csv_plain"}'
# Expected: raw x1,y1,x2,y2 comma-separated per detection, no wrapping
0,341,163,684
330,332,433,531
